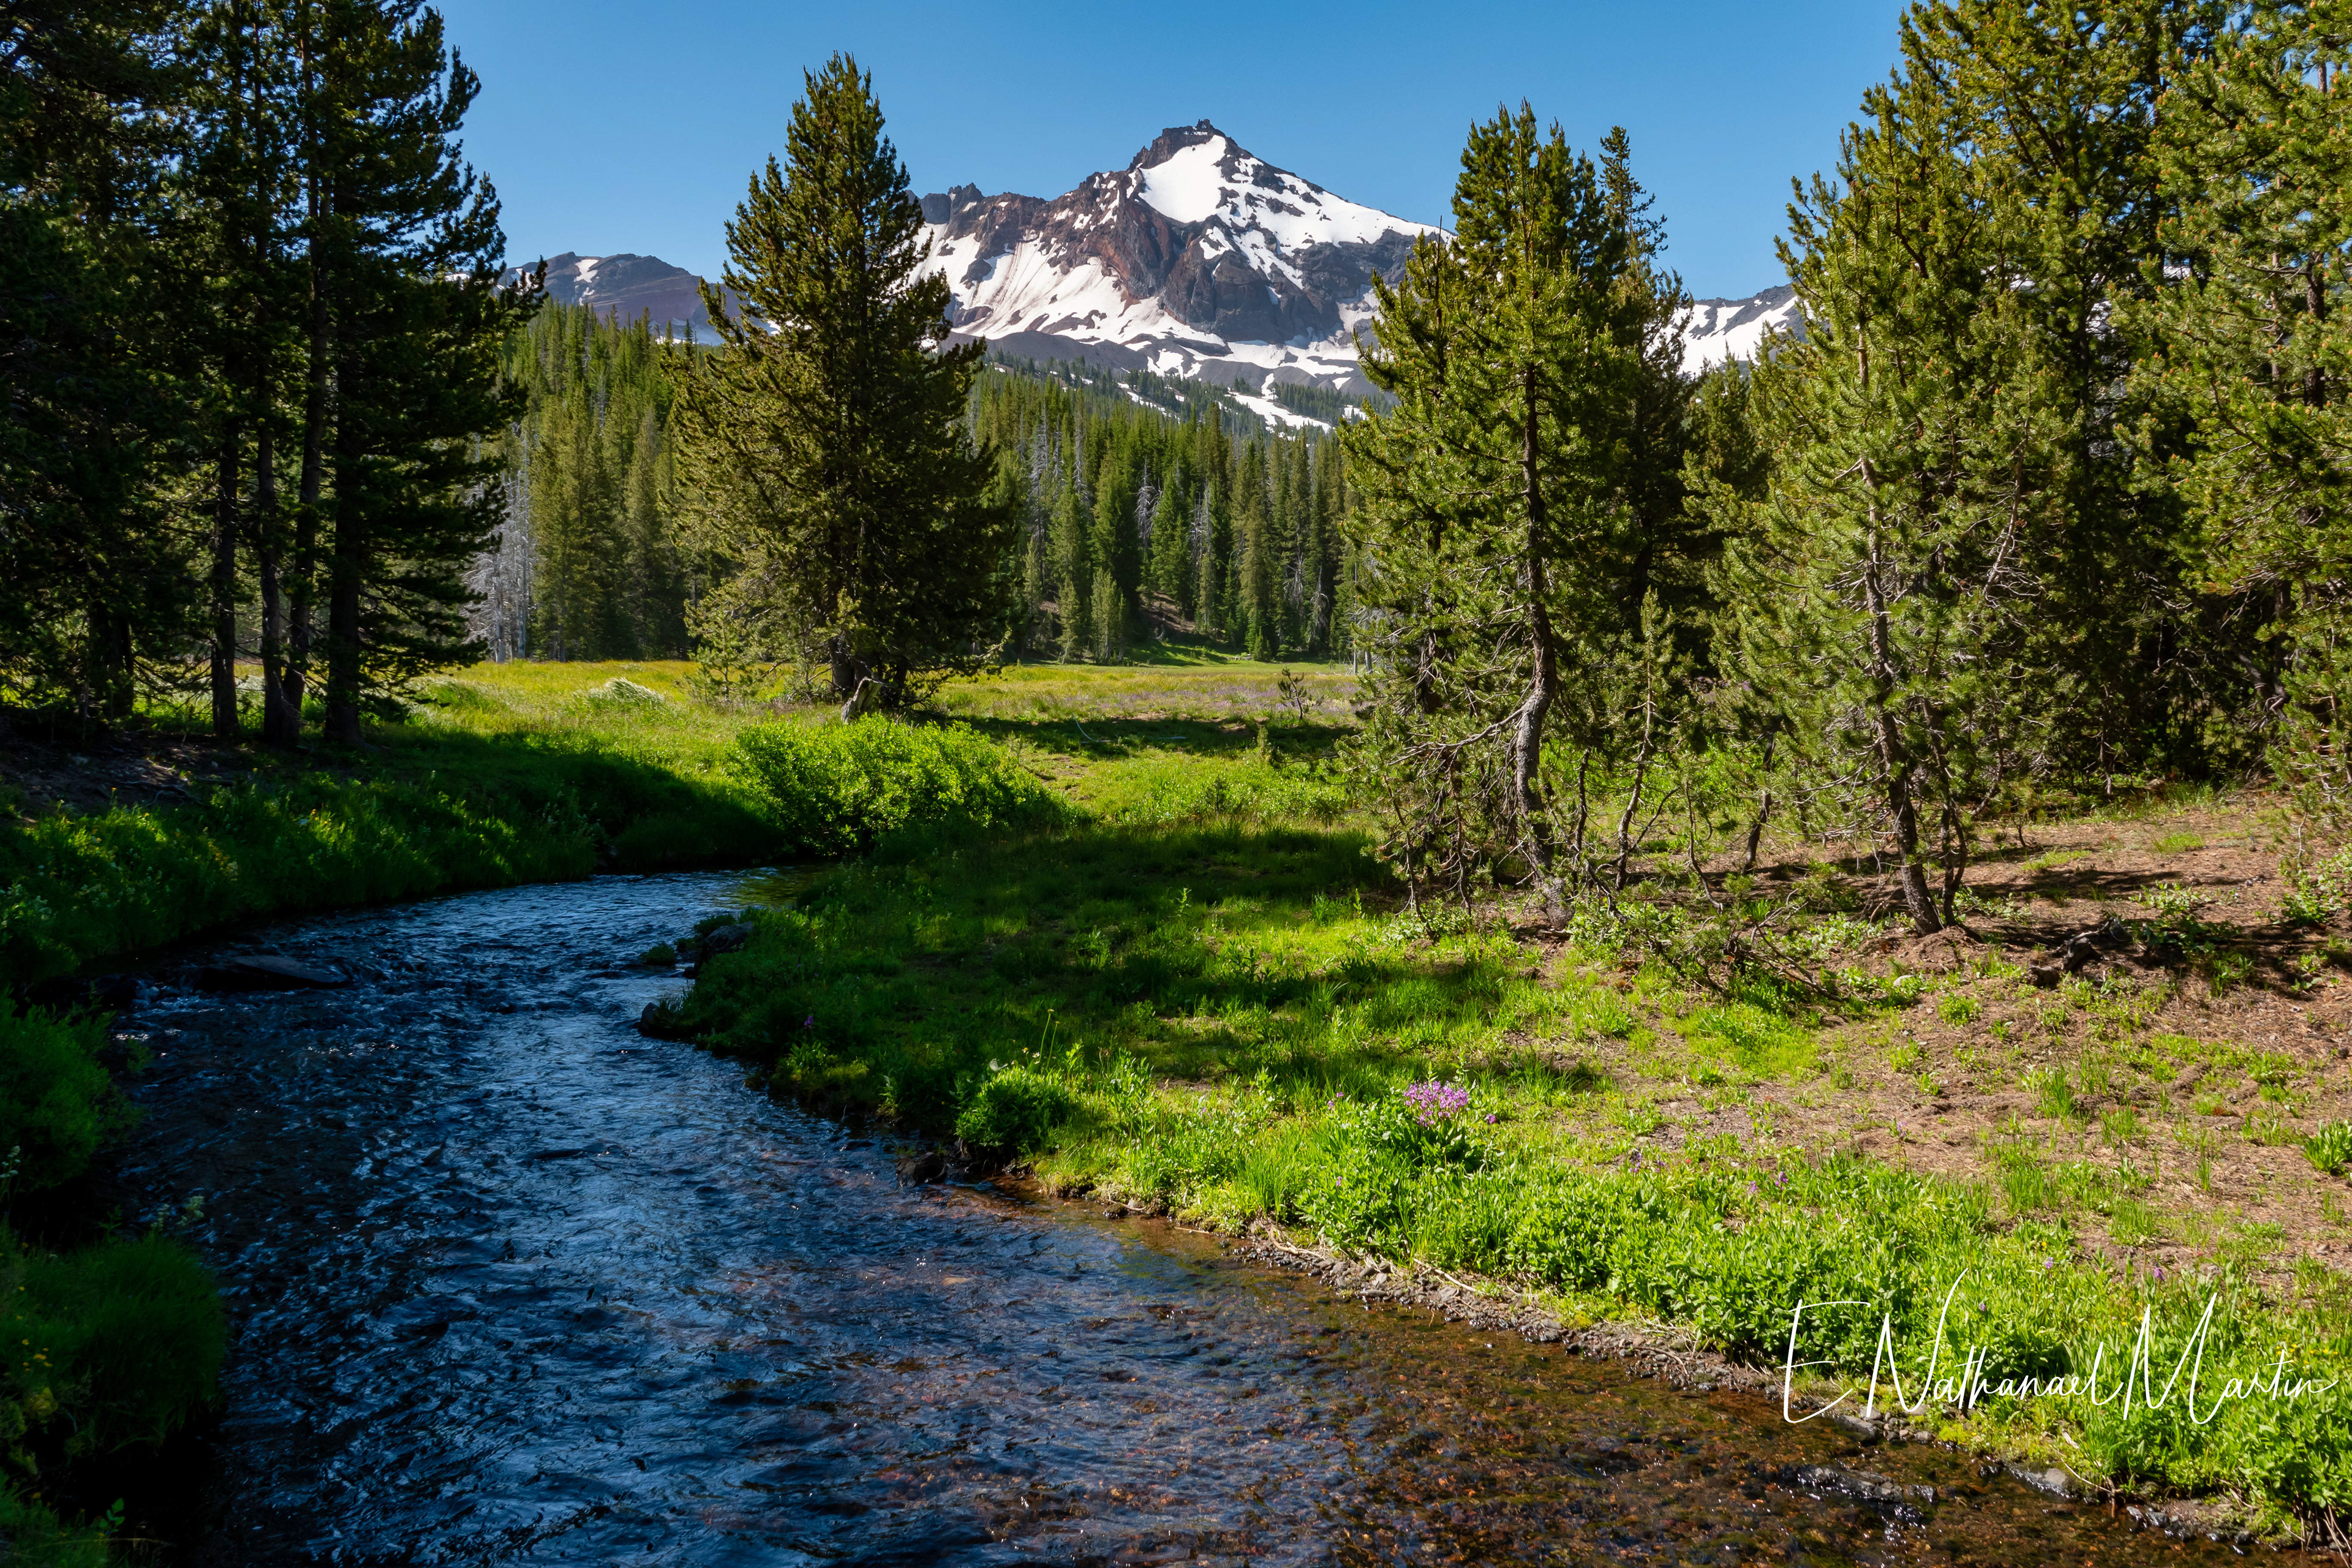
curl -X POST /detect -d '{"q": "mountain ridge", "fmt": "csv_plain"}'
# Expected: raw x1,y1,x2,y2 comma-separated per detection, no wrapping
514,123,1803,391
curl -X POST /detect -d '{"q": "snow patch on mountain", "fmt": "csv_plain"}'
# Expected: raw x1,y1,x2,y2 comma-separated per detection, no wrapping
1678,285,1803,375
918,121,1440,399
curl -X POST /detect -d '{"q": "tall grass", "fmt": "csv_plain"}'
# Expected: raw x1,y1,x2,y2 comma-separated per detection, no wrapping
1,666,793,986
729,717,1068,855
0,1005,225,1558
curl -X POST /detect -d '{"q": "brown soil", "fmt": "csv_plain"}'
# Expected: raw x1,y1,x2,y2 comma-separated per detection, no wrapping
0,724,272,823
1561,795,2352,1300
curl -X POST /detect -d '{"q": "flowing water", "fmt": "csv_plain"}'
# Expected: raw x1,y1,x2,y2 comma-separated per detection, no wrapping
98,872,2255,1565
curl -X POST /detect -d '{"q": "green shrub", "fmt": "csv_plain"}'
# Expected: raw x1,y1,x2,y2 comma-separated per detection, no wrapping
2306,1121,2352,1177
0,1003,129,1193
1095,753,1349,828
731,718,1065,855
1506,1174,1627,1291
954,1065,1075,1155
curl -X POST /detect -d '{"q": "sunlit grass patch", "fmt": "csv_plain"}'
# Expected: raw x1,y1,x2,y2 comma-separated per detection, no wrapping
1678,997,1816,1080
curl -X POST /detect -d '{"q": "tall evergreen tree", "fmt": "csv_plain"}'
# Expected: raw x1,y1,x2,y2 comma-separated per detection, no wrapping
0,0,190,729
301,0,530,741
1713,0,2205,930
673,53,1012,710
1346,106,1656,908
2140,0,2352,818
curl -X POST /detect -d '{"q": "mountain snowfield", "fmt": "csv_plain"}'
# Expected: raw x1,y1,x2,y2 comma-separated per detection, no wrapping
916,122,1438,401
521,121,1803,418
919,121,1805,404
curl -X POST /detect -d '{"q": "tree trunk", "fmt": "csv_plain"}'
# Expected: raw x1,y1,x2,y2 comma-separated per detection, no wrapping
257,415,300,747
1511,366,1559,912
325,389,362,745
1742,728,1777,872
210,419,242,739
1861,515,1940,934
289,49,329,715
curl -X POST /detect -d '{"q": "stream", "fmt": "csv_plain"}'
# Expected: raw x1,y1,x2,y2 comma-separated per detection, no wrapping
100,870,2254,1565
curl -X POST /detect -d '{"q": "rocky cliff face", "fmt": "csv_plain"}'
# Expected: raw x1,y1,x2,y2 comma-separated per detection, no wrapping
919,121,1439,397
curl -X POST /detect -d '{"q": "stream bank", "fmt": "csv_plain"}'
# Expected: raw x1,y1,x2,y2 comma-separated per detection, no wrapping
97,871,2261,1563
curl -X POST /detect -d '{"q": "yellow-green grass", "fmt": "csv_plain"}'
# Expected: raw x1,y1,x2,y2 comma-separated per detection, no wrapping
665,765,2352,1529
935,655,1358,725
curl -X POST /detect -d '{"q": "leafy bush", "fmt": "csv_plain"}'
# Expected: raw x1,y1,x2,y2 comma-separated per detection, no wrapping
2305,1120,2352,1177
954,1065,1074,1155
731,718,1065,855
0,1003,131,1192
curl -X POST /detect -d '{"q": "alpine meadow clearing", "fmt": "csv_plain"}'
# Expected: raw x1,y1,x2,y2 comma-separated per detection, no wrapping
10,655,2352,1539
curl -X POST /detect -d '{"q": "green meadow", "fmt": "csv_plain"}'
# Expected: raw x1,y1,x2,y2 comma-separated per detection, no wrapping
7,657,2352,1537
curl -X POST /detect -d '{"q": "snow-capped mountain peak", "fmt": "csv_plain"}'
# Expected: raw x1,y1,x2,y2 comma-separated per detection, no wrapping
522,121,1801,406
919,121,1441,398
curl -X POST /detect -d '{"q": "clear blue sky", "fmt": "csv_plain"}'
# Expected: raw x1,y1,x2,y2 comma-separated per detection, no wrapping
433,0,1910,302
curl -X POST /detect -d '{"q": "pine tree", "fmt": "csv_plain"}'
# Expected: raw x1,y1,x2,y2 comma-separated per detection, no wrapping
0,0,190,729
1345,105,1651,908
2140,0,2352,818
1238,443,1278,658
303,0,531,741
1714,14,2070,930
673,53,1012,710
1147,478,1186,616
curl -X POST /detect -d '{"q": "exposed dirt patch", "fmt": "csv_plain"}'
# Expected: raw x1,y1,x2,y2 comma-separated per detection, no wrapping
1550,796,2352,1300
0,725,276,823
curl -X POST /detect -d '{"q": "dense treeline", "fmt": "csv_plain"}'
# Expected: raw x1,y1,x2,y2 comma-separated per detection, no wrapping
968,365,1354,661
1349,0,2352,930
494,314,1371,671
484,301,691,663
1,0,532,743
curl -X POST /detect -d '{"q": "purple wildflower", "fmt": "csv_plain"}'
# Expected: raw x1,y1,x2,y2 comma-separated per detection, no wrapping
1485,1112,1499,1125
802,1014,816,1030
1403,1080,1472,1126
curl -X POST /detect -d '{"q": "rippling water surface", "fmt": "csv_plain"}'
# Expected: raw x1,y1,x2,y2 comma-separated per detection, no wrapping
104,872,2251,1565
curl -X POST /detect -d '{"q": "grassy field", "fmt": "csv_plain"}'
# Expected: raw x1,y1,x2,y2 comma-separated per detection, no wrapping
646,667,2352,1536
11,655,2352,1534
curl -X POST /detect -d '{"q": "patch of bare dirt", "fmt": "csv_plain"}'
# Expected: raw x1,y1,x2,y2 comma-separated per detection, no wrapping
1566,796,2352,1298
0,724,273,822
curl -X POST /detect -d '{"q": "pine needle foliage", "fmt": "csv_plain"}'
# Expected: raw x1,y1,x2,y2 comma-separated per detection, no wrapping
2139,0,2352,823
1344,107,1686,911
1709,0,2201,932
671,54,1012,710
